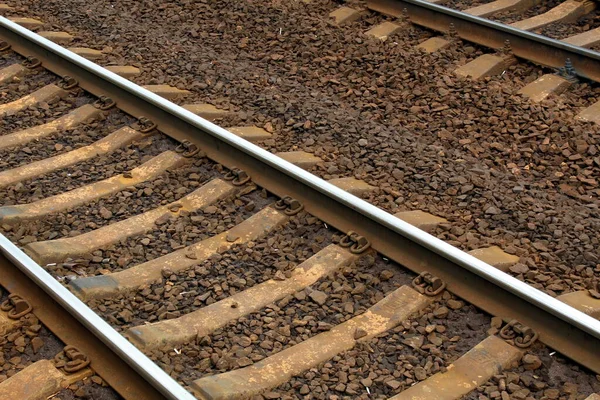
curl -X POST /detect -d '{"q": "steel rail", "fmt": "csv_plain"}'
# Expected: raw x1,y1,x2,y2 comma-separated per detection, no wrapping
1,16,599,373
0,233,196,400
368,0,600,82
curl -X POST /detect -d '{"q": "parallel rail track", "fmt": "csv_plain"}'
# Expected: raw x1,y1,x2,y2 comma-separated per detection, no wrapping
0,1,599,399
368,0,600,82
325,0,600,117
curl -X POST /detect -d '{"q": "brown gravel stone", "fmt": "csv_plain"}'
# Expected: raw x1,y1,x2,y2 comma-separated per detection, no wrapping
354,327,368,340
433,306,449,318
522,354,543,370
308,289,328,306
447,299,463,310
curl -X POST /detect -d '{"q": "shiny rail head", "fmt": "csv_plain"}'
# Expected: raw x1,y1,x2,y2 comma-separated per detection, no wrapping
1,15,599,346
0,234,197,400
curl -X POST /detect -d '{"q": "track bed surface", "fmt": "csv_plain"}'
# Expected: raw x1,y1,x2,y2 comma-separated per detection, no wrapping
0,1,599,399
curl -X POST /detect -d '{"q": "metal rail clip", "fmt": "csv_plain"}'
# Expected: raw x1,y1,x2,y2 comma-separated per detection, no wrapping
59,75,79,90
133,116,157,134
558,58,578,83
0,41,10,52
499,319,539,348
223,168,251,186
274,195,304,216
501,39,512,56
55,345,91,374
339,231,371,254
412,271,446,296
93,96,116,110
446,23,457,39
22,56,41,69
0,294,33,319
175,140,200,158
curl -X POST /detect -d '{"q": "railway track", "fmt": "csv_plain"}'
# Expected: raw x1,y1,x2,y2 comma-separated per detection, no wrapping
334,0,600,114
0,236,194,400
0,1,599,399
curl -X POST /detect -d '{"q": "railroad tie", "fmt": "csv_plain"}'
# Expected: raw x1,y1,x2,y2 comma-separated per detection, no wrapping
0,104,102,150
143,85,190,100
328,177,376,196
328,7,363,26
1,3,600,397
125,244,359,351
38,31,74,44
366,0,403,17
0,151,188,224
365,0,450,15
0,84,68,117
394,210,448,233
228,126,272,142
68,47,104,60
0,358,92,400
468,246,520,272
275,151,322,170
557,291,600,319
0,310,19,336
105,65,141,78
69,205,289,301
191,285,433,400
0,127,144,189
562,27,600,48
416,37,452,53
24,178,238,265
454,54,516,80
182,103,231,120
365,21,403,41
464,0,538,18
394,212,520,272
518,74,572,102
510,0,596,31
7,17,44,30
0,63,28,85
389,335,523,400
577,100,600,124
